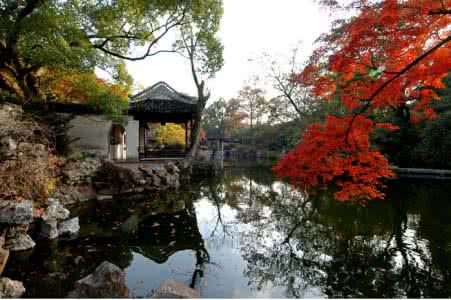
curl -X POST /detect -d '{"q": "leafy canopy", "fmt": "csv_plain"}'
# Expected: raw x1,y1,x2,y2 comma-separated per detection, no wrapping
0,0,222,103
274,0,450,203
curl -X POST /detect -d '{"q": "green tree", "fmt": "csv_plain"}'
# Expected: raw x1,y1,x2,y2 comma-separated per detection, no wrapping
0,0,216,104
174,0,224,167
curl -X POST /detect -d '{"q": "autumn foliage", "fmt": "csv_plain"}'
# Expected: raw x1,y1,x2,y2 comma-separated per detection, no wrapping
274,116,397,202
274,0,450,203
42,70,129,104
37,69,130,122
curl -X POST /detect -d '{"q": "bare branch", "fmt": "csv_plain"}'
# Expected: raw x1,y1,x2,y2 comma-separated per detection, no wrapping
87,34,142,40
429,9,451,15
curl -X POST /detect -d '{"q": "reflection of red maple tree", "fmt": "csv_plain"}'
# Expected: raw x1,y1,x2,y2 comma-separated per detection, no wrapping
274,0,450,203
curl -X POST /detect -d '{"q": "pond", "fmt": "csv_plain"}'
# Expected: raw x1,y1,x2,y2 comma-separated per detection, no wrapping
4,166,451,298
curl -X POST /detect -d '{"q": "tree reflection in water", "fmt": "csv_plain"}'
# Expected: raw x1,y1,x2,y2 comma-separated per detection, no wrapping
199,167,451,298
4,190,213,297
4,167,451,298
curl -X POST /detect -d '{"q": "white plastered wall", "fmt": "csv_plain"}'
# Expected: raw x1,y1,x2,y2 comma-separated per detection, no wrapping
66,114,140,160
124,116,139,160
66,114,112,158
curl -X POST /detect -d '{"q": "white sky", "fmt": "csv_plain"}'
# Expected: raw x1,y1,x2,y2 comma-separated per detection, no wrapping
126,0,334,100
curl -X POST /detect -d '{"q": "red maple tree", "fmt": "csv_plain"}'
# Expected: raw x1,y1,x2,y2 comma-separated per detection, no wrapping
274,0,450,203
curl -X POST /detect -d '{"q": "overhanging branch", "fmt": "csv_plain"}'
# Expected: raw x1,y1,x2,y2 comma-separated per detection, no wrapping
429,9,451,15
92,5,189,61
344,35,451,144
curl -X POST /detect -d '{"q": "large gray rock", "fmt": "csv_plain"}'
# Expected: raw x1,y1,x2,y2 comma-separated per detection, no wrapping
139,164,180,191
96,160,141,192
97,161,181,195
62,157,101,185
6,224,29,237
165,162,180,174
4,224,34,252
41,219,58,240
41,198,70,239
166,174,180,189
0,201,33,225
55,184,97,206
0,136,17,160
154,166,168,179
0,103,22,120
0,277,25,298
138,165,154,177
67,261,129,298
152,174,161,187
58,217,80,236
41,198,69,222
5,233,35,251
149,280,200,298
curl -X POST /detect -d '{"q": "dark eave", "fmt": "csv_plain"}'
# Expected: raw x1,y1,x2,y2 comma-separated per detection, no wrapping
129,81,197,119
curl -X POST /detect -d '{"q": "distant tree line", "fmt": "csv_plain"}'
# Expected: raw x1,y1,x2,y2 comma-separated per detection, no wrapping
203,71,451,169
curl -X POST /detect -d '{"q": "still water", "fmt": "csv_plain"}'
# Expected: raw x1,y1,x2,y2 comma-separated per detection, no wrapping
5,167,451,298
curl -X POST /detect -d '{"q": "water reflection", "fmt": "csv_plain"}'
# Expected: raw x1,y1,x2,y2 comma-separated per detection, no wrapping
197,168,451,298
4,167,451,298
5,192,212,297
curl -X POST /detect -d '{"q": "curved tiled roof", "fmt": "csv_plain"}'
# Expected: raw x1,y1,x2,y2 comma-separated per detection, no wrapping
130,81,197,104
129,81,197,115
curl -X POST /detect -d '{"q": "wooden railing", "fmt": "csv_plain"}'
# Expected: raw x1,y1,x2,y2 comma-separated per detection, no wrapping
138,147,187,160
392,167,451,180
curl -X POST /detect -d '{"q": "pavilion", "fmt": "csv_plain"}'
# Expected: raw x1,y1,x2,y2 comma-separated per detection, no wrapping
129,81,197,160
64,81,197,161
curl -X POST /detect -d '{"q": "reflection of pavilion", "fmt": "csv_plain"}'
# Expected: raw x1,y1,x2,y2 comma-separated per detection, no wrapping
126,199,209,288
131,207,207,264
3,196,210,297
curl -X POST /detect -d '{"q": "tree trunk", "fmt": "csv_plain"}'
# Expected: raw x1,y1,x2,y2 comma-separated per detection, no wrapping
0,0,44,104
183,82,208,169
0,64,41,104
184,113,202,168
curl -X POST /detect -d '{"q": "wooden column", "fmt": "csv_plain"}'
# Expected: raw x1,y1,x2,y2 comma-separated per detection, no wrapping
138,120,144,149
144,122,147,148
189,119,193,146
185,121,189,151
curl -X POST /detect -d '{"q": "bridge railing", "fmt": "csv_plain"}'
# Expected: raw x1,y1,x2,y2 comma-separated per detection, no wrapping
391,167,451,179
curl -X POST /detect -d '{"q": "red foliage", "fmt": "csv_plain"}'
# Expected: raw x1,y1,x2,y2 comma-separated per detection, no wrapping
274,116,396,203
274,0,450,202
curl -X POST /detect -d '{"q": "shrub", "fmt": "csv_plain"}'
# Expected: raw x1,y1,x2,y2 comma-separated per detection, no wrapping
0,103,61,206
